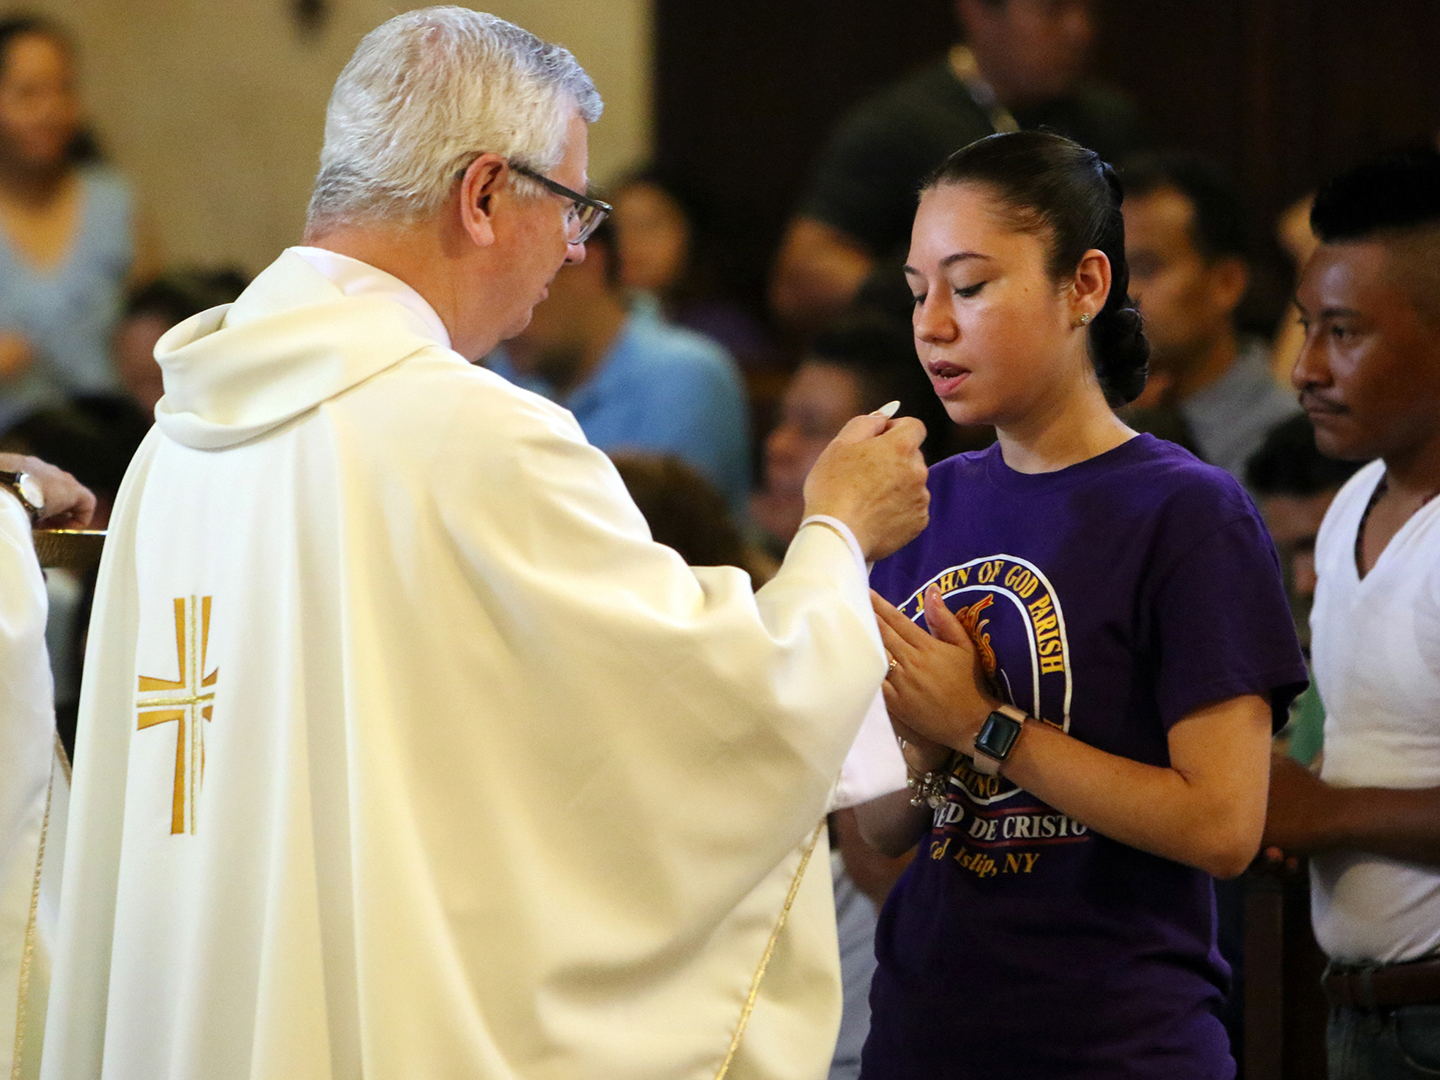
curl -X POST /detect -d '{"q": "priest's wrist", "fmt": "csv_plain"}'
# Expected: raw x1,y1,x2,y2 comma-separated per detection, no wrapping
801,504,871,559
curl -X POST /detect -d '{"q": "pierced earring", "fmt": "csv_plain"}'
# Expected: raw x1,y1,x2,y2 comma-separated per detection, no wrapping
1076,313,1092,327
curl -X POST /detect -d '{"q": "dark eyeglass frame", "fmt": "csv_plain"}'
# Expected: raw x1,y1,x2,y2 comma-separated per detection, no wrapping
453,156,612,244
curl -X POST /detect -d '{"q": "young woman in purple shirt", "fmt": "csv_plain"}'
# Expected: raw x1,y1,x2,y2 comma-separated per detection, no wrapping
857,131,1307,1079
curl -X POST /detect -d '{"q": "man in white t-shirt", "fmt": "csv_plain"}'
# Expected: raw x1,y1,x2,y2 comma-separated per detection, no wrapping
1262,147,1440,1079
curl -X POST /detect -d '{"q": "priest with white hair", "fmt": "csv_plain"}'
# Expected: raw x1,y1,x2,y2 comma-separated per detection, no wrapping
41,9,929,1080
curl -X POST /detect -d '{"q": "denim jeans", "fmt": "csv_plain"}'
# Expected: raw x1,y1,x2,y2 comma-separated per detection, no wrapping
1329,1004,1440,1079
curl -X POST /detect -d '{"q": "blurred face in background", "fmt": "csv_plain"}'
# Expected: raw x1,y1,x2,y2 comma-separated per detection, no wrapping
1124,185,1246,379
1260,490,1336,600
959,0,1095,107
1277,193,1318,271
505,253,597,388
115,313,170,414
504,228,623,395
613,181,690,294
764,361,863,500
0,31,79,172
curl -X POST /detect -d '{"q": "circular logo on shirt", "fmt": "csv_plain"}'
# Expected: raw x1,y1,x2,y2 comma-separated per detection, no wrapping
898,555,1072,806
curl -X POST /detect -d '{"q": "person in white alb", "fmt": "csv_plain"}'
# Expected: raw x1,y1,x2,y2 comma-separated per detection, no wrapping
40,9,928,1080
1262,147,1440,1078
0,453,93,1080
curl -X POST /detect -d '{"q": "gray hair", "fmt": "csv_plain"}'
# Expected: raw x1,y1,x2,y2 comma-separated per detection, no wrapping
306,7,602,230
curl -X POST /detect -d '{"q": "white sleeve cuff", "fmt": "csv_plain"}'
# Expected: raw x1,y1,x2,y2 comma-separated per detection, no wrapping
798,515,866,577
827,690,908,810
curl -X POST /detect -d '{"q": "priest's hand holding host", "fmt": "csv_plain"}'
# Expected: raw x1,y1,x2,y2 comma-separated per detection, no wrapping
802,410,930,562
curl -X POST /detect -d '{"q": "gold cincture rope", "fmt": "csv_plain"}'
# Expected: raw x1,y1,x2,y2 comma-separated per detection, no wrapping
714,818,827,1080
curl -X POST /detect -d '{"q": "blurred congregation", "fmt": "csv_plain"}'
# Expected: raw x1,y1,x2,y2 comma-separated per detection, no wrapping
2,1,1438,1078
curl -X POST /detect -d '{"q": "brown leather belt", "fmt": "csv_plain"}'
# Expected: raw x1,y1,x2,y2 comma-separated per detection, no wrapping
1324,957,1440,1010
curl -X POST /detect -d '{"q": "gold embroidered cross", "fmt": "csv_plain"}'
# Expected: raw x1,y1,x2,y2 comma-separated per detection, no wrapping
136,596,218,835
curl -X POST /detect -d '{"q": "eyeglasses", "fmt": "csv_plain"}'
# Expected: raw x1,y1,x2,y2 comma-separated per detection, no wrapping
454,156,612,244
509,162,611,244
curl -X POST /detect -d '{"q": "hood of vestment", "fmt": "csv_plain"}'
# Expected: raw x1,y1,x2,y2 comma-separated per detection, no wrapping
153,249,441,449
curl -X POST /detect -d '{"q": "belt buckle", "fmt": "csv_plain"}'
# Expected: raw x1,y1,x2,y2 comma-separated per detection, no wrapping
1326,960,1382,1012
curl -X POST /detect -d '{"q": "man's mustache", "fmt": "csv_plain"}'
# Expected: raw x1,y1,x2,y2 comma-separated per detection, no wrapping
1299,389,1347,415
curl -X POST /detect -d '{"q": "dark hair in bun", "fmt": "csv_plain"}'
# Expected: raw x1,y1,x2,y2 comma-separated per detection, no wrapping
923,130,1149,406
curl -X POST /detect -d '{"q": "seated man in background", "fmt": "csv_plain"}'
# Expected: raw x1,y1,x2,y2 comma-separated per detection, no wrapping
0,452,93,1080
609,167,780,373
1263,147,1440,1080
489,217,751,517
1122,152,1299,482
771,0,1144,330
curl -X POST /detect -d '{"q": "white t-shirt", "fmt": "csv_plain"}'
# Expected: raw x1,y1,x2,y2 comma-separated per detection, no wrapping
1310,459,1440,963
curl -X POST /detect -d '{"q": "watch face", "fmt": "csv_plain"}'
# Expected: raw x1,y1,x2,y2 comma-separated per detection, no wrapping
17,473,43,514
976,711,1023,761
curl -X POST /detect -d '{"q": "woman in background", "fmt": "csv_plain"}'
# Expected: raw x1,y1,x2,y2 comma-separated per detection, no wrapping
858,131,1307,1078
0,16,152,433
610,165,778,372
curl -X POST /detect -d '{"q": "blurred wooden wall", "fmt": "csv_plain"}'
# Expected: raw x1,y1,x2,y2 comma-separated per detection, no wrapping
39,0,654,274
1096,0,1440,231
655,0,1440,316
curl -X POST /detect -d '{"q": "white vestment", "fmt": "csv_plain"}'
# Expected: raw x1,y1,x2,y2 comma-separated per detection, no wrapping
42,249,897,1080
0,496,69,1080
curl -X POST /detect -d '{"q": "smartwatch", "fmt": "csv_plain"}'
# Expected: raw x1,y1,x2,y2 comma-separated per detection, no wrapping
970,704,1028,776
0,469,44,523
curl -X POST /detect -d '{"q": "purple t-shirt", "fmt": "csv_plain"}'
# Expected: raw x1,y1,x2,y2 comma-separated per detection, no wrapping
863,435,1307,1080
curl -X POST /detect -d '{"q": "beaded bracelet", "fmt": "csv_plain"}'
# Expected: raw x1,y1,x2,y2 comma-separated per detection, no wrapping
897,735,953,808
906,770,950,809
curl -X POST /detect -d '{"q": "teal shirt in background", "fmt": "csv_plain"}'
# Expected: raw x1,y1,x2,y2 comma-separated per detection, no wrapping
1284,678,1326,766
